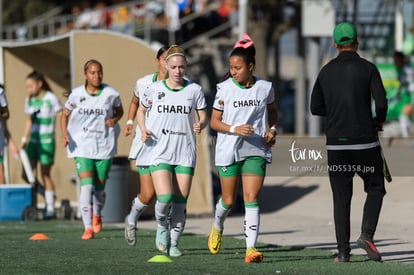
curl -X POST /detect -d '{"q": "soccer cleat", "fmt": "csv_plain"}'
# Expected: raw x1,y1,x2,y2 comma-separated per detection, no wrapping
124,217,137,246
208,225,223,255
245,247,264,263
155,226,169,253
92,215,102,234
334,252,350,263
169,245,182,257
81,228,94,240
357,236,382,261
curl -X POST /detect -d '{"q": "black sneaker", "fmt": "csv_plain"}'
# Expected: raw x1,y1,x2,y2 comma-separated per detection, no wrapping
357,236,382,261
334,252,350,263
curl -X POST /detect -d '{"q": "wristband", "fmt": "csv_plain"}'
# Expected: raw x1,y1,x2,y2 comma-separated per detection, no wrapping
229,125,236,133
270,126,277,135
21,136,27,143
126,119,134,125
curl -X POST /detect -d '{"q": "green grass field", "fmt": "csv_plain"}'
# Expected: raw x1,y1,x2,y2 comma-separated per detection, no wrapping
0,220,413,275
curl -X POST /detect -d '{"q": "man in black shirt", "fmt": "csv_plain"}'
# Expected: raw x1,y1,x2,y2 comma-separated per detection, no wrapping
311,22,388,263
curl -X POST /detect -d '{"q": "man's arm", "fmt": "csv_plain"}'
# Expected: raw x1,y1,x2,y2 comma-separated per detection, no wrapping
310,78,327,116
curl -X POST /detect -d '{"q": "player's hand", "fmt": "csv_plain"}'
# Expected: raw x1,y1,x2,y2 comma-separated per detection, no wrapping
124,124,133,136
193,122,201,134
236,124,254,136
61,135,69,147
141,128,152,142
264,131,277,147
106,118,116,128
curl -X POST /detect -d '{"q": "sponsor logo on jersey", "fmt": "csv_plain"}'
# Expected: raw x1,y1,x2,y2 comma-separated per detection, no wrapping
158,92,165,100
157,104,192,114
233,99,261,108
218,99,224,107
161,128,186,136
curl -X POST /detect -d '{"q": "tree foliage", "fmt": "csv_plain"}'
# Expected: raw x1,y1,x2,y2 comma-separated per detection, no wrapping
2,0,56,25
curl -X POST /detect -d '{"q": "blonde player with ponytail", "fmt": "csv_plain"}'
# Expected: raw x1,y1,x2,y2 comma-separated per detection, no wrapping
136,45,208,257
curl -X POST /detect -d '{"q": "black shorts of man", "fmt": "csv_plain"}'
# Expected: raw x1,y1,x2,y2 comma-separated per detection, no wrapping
310,22,388,263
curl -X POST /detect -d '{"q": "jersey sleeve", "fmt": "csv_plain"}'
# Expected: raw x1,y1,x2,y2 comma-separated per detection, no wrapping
195,87,207,110
64,92,76,111
52,94,63,113
213,84,225,111
140,85,154,108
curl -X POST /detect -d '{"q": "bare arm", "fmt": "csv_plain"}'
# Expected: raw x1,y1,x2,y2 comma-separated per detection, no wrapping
210,109,254,137
106,105,124,127
264,102,278,147
194,109,208,134
137,103,151,141
60,108,71,147
123,95,139,136
20,116,32,149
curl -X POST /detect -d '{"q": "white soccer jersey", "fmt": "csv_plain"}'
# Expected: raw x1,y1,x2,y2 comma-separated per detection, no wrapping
213,77,275,166
133,73,158,98
64,84,122,159
0,88,8,153
136,79,207,167
129,73,158,160
24,91,62,143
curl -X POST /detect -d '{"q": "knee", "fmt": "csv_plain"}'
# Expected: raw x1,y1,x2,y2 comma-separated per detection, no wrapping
220,194,235,208
138,192,154,205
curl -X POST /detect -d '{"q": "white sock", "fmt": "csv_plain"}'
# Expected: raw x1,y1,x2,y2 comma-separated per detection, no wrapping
244,205,260,249
214,198,231,231
399,114,411,137
155,200,171,229
170,203,186,247
80,185,93,229
92,190,106,216
45,190,55,212
127,197,148,225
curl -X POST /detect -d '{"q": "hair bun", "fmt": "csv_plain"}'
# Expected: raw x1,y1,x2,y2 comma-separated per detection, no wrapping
233,33,254,49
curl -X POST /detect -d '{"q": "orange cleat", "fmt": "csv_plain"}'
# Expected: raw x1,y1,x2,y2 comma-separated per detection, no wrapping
92,215,102,234
81,228,94,240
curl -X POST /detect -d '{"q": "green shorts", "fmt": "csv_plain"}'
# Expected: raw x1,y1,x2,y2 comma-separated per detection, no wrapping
26,141,55,165
137,166,151,175
217,156,267,177
149,163,194,175
74,157,112,182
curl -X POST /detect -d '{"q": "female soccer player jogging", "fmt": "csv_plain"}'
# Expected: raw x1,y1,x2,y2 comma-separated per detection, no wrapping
136,45,208,257
208,34,278,263
124,46,169,246
61,59,123,240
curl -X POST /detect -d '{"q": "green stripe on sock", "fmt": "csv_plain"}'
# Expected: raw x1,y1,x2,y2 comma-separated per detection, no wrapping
157,193,174,203
244,201,259,208
173,195,188,203
220,198,230,209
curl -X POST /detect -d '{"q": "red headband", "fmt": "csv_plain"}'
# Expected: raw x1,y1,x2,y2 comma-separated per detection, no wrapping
233,33,254,49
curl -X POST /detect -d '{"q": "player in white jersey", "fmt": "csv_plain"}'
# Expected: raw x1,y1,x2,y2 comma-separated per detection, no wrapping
0,85,17,184
136,45,208,257
61,59,124,240
207,34,278,263
124,46,169,246
20,71,63,218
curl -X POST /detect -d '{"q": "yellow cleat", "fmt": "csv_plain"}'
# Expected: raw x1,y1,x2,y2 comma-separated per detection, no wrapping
245,247,264,263
208,225,223,254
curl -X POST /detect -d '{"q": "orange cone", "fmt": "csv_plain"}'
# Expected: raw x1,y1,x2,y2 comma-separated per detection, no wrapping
29,233,50,240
